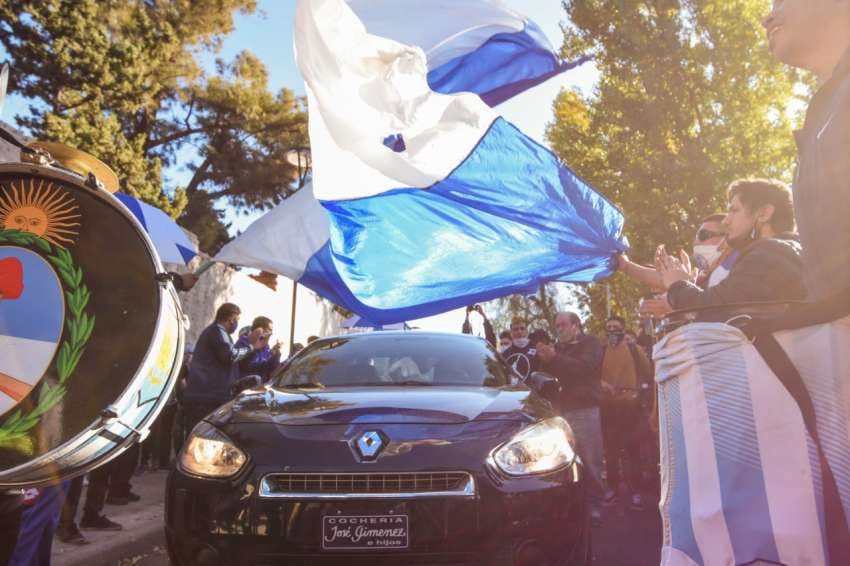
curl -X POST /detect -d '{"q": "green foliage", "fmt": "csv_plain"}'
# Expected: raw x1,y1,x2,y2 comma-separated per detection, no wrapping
548,0,800,326
0,229,93,447
179,189,231,255
490,284,568,337
0,0,308,252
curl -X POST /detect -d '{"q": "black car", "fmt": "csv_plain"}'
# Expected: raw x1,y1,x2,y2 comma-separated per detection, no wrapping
166,332,589,566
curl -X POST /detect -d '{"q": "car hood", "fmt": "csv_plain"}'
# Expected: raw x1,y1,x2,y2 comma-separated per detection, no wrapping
217,385,552,426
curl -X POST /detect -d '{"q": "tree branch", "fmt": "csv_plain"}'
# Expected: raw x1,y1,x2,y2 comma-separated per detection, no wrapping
144,126,209,151
185,157,213,195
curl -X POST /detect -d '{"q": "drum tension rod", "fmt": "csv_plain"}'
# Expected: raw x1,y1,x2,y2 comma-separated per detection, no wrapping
98,406,143,438
84,172,104,192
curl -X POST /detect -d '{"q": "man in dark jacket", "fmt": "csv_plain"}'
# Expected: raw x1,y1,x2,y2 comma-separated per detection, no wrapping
658,179,804,311
182,303,262,432
537,311,605,525
762,1,850,304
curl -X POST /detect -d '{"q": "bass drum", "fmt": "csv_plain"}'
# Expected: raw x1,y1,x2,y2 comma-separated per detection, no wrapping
0,162,184,487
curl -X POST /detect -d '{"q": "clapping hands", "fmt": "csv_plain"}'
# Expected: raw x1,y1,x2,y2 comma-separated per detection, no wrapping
655,245,696,290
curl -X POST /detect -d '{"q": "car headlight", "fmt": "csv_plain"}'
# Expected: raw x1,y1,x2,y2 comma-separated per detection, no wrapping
492,417,576,476
179,421,247,478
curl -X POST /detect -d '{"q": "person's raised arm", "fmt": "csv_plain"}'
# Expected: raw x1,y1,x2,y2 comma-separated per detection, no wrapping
212,327,255,365
617,254,664,290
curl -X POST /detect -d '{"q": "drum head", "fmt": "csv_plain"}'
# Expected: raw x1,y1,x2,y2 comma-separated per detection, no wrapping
0,164,181,486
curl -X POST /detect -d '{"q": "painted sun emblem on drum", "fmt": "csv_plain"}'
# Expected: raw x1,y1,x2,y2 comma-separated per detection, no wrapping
0,179,81,247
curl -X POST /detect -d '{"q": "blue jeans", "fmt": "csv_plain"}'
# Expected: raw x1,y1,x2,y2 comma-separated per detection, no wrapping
563,406,606,502
8,483,67,566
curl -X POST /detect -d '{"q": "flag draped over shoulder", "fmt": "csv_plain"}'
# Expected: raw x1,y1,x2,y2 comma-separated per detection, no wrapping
654,320,850,565
215,0,626,325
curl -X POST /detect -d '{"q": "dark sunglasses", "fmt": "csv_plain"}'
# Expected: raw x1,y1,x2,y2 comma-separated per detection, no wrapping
696,228,724,242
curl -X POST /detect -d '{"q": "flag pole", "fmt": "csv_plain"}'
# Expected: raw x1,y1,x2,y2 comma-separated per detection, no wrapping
289,281,298,352
192,259,215,276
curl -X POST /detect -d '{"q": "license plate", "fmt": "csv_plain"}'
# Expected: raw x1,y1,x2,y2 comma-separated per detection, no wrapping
322,514,409,550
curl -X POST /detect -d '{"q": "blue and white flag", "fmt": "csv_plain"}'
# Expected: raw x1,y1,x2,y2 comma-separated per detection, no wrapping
347,0,588,107
115,193,198,265
215,0,624,324
654,320,850,565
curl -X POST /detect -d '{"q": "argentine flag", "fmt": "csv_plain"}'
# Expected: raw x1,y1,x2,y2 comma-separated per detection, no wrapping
215,0,625,324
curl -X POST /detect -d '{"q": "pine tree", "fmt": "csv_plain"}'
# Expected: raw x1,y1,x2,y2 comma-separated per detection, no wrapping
0,0,308,252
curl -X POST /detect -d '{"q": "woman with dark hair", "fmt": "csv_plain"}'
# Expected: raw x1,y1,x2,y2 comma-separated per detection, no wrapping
657,178,804,311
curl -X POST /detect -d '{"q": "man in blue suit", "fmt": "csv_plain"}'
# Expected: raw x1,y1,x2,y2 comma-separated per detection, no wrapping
182,303,264,433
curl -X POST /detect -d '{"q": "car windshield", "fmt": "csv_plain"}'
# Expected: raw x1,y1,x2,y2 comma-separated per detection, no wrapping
274,334,511,388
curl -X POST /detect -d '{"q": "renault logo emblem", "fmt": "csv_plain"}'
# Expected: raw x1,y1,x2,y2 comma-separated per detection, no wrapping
355,431,385,460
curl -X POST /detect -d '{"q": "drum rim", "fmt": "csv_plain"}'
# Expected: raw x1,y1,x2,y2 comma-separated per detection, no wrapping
0,162,186,487
0,287,185,487
0,162,165,267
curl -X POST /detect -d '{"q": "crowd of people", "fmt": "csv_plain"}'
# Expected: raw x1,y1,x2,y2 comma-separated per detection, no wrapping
465,305,658,526
457,0,850,531
3,0,848,563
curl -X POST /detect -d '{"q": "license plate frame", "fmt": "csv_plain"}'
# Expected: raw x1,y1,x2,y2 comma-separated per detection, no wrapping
321,514,409,551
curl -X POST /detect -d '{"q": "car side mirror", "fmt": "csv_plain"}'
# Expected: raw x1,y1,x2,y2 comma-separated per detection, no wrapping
231,375,263,398
526,371,562,403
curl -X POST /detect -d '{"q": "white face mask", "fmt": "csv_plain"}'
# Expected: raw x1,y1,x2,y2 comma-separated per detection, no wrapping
693,244,723,271
512,337,529,349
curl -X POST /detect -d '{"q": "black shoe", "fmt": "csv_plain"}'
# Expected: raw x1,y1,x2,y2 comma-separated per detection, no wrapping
56,524,89,545
105,495,129,506
126,491,141,502
80,514,123,531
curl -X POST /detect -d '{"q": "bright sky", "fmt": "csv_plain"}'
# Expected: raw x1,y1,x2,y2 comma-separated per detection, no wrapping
0,0,599,334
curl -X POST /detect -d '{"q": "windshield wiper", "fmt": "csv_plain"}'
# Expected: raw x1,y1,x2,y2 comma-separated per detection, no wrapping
282,382,324,389
373,380,432,386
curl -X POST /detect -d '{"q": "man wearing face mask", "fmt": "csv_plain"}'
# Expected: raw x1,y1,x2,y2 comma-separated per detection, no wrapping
182,303,265,433
693,213,740,289
657,178,804,311
599,316,654,512
501,316,536,379
618,214,732,289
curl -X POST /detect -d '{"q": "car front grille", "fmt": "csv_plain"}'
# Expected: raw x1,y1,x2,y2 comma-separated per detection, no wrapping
259,471,475,499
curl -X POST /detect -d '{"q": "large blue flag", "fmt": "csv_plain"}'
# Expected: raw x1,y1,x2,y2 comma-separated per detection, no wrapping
215,0,625,325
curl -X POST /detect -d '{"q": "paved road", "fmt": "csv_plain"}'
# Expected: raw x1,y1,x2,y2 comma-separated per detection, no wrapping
54,472,663,565
593,495,662,565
